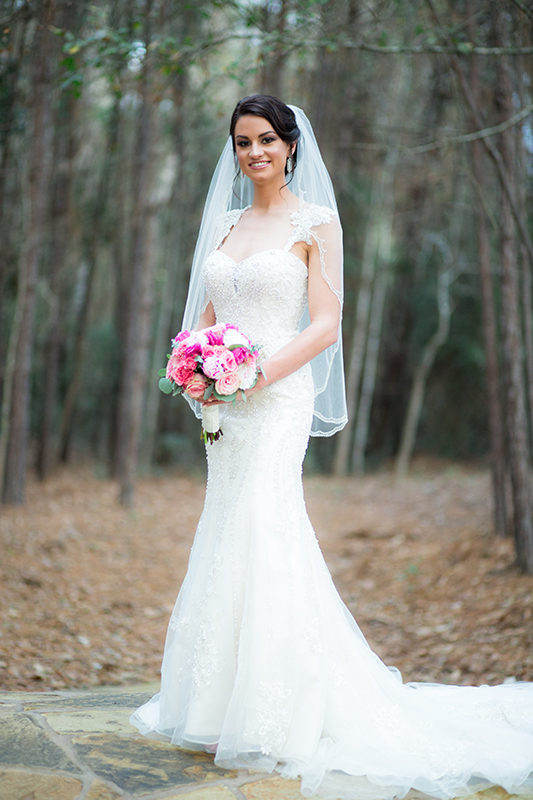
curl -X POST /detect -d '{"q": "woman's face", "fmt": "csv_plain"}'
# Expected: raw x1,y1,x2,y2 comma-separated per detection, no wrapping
234,115,293,184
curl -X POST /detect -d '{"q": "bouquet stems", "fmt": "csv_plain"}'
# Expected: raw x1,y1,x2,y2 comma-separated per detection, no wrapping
201,405,222,444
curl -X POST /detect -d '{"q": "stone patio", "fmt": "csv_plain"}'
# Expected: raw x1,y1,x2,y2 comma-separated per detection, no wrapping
0,684,531,800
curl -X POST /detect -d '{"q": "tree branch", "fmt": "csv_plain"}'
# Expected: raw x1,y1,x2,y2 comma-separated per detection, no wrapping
509,0,533,24
170,32,533,60
407,103,533,154
339,103,533,155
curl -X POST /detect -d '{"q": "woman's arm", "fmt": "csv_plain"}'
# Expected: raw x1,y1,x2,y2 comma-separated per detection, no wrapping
195,300,216,331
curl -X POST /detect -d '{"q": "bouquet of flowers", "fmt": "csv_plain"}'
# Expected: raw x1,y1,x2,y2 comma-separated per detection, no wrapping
158,323,261,443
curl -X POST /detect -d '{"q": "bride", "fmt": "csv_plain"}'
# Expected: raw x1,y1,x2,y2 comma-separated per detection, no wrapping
130,95,533,800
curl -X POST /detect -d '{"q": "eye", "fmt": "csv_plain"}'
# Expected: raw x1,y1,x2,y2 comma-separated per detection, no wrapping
262,136,275,144
237,140,250,147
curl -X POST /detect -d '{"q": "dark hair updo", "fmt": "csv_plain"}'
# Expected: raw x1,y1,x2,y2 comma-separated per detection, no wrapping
230,95,301,178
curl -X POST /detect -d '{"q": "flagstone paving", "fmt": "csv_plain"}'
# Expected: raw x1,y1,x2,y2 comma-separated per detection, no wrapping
0,685,531,800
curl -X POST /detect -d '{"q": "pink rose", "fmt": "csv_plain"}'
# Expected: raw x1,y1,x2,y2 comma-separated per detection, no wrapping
219,349,237,372
232,347,249,365
167,354,197,386
215,371,241,395
205,324,226,346
174,330,191,344
184,373,209,399
200,345,215,360
174,341,188,357
181,341,202,358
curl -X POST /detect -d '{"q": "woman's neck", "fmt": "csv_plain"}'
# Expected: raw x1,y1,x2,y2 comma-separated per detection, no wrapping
250,182,299,213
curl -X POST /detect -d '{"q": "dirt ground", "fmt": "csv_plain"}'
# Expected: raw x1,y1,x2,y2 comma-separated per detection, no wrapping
1,460,532,692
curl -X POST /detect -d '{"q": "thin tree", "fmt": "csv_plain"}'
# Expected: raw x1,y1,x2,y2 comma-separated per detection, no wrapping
395,233,456,478
115,0,158,506
37,0,81,479
469,3,509,538
1,1,55,503
493,3,533,571
350,59,411,473
334,60,408,475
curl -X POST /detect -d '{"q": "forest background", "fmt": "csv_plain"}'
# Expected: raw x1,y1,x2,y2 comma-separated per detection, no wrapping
2,0,533,574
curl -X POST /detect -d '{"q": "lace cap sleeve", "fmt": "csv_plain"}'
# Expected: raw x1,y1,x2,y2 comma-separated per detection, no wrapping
288,204,334,247
213,208,248,251
288,204,341,303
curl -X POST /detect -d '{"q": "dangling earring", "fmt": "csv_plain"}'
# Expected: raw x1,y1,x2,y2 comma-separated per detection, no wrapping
286,156,293,174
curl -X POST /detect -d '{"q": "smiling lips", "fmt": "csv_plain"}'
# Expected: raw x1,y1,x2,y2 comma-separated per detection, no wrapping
249,160,270,169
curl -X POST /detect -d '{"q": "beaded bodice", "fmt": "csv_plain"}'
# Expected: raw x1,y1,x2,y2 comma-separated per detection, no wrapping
202,204,333,358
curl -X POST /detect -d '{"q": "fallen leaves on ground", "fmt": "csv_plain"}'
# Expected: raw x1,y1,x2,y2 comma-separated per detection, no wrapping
0,460,532,691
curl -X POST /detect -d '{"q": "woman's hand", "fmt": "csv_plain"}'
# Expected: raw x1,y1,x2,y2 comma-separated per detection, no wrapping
198,370,268,406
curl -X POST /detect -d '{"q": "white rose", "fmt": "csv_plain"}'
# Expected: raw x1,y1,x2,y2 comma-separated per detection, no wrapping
223,328,250,349
237,362,257,390
190,330,209,347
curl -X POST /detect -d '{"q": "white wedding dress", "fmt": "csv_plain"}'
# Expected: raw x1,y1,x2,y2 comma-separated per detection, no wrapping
131,206,533,800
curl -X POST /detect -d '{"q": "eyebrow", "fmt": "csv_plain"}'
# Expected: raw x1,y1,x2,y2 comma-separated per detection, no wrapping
235,130,276,139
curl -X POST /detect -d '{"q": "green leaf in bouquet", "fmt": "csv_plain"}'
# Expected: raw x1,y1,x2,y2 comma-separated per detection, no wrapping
158,368,167,377
213,388,237,402
228,344,250,352
204,384,214,400
159,377,173,394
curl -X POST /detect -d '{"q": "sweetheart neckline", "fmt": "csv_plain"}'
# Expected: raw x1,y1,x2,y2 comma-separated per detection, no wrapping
210,248,308,271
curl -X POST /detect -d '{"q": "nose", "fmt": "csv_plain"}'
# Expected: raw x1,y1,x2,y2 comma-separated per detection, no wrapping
249,139,264,158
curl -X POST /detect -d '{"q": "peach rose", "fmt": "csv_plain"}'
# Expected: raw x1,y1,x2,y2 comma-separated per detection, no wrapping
184,374,209,400
215,370,241,395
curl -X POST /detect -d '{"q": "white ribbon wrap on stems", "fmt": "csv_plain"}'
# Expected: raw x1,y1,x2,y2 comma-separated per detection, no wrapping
201,404,220,435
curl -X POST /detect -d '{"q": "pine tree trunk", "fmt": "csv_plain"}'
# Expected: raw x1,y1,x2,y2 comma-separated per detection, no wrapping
473,149,509,537
116,1,157,506
2,1,55,503
332,183,379,475
351,258,389,473
495,3,533,571
59,96,121,463
334,59,408,475
37,55,78,479
516,68,533,444
468,7,509,538
0,13,29,342
259,0,288,97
